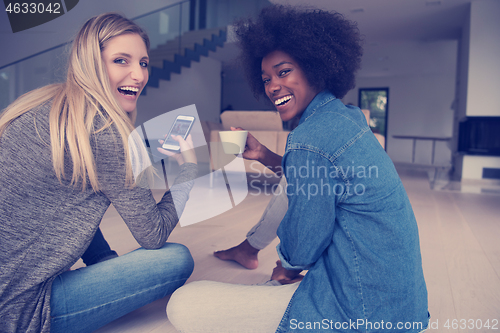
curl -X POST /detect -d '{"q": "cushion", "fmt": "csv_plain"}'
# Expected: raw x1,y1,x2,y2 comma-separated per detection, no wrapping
220,111,283,131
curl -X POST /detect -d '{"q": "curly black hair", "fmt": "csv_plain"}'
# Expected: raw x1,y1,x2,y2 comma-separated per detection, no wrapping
235,5,363,100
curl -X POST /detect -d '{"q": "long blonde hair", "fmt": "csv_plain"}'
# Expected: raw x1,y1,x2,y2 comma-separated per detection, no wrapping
0,13,150,191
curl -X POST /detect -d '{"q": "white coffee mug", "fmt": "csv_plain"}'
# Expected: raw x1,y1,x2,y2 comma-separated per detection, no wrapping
219,130,248,154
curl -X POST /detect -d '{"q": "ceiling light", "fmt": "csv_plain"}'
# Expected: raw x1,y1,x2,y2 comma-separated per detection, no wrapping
350,8,364,13
425,0,441,6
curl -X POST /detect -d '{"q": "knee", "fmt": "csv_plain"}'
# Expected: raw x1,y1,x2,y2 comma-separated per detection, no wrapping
177,244,195,277
167,281,208,328
160,243,194,277
136,243,194,283
166,282,193,315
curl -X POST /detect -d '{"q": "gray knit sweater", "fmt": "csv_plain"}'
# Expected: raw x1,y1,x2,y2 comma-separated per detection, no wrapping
0,101,197,332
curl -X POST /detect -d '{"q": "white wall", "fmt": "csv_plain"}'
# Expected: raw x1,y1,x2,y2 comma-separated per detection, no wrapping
343,40,458,166
221,61,274,112
460,0,500,180
466,0,500,116
136,55,222,126
344,74,456,165
449,5,471,180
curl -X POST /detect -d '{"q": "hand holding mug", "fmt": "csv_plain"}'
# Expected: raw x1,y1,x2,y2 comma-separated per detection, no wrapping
229,127,266,161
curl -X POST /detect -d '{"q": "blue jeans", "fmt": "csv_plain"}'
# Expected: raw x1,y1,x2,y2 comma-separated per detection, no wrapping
50,243,194,333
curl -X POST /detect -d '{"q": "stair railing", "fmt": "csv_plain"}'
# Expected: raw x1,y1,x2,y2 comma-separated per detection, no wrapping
0,0,192,111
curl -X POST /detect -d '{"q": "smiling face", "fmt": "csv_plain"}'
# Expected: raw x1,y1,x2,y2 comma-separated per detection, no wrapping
261,50,319,122
101,33,149,113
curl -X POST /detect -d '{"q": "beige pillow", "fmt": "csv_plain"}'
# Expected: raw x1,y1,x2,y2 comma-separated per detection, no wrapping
220,111,283,131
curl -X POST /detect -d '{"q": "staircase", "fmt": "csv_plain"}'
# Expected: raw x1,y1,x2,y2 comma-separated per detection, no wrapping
143,27,227,95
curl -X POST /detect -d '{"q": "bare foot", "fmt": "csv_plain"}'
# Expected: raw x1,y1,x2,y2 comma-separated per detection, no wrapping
271,260,304,285
214,239,259,269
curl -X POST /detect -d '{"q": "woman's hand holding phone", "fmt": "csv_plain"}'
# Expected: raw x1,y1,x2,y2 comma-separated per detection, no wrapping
157,134,197,166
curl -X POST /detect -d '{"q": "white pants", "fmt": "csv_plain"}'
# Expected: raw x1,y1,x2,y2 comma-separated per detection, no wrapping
246,177,288,250
167,280,299,333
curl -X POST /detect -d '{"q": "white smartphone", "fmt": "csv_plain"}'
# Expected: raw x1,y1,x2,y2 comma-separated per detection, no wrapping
162,115,195,151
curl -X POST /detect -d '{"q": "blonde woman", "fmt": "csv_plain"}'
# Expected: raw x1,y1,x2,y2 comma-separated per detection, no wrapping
0,13,197,333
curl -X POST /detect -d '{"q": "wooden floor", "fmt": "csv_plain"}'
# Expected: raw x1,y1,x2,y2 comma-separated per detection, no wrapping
74,165,500,333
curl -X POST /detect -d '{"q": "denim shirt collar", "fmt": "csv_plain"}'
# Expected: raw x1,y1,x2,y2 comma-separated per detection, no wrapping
298,90,336,126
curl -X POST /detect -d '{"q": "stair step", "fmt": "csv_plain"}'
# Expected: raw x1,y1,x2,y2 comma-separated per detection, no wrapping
149,28,226,68
143,28,227,94
153,27,225,51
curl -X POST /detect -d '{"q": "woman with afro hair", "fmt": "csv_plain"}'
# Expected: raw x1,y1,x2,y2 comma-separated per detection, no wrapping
167,5,429,333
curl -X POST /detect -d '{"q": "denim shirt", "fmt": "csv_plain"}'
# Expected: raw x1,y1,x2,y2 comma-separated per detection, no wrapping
276,91,429,332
